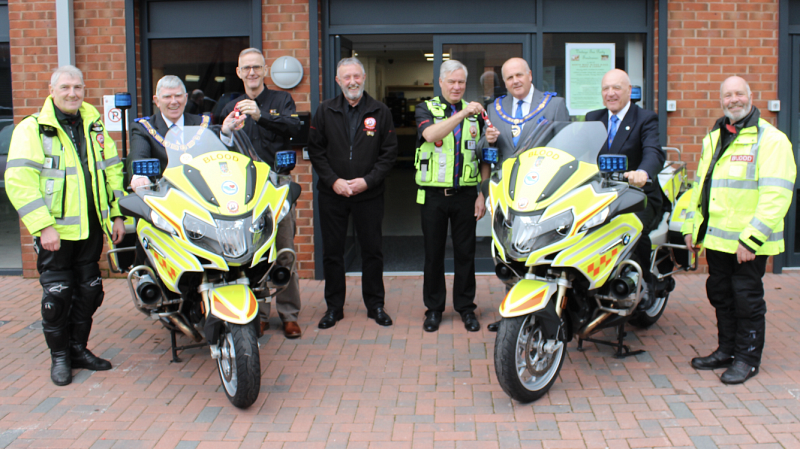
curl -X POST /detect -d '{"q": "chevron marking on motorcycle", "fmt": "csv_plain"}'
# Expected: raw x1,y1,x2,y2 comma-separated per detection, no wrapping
152,250,177,282
585,247,619,278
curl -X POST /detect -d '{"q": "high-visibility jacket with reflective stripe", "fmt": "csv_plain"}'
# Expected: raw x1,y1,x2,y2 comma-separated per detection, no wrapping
5,97,125,240
415,98,481,187
681,116,796,255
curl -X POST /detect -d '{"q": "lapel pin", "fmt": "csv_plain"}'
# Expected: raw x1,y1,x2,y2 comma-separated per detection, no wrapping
625,126,630,130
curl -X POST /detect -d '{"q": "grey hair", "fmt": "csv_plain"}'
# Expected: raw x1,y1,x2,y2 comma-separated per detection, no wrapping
238,48,266,65
720,76,751,97
439,60,468,81
155,75,187,97
50,65,84,87
336,57,365,75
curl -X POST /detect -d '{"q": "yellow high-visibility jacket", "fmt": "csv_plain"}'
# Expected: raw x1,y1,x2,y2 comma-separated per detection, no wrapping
5,97,125,240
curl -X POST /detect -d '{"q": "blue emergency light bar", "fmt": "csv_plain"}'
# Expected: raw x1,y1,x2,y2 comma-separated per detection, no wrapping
481,147,498,164
131,158,161,177
598,154,628,173
114,92,132,109
275,150,296,173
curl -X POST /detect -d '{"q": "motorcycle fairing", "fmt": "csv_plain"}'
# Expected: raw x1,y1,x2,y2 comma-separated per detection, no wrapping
668,187,694,233
499,279,556,317
250,181,290,266
207,284,258,324
552,214,642,289
658,161,688,205
137,222,204,293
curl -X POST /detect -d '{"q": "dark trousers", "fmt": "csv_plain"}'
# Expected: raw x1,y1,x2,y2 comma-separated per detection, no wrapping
705,248,768,366
421,188,478,315
635,199,660,283
318,192,385,312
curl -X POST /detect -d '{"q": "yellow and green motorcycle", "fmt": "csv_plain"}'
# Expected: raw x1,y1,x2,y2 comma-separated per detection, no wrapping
116,126,298,408
483,121,695,403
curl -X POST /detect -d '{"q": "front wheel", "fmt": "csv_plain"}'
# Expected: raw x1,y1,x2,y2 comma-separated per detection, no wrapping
494,314,566,403
217,322,261,408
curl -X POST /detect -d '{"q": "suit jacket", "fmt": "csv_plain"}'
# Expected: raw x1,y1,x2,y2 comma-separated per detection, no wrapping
478,87,569,163
127,112,203,184
585,103,665,212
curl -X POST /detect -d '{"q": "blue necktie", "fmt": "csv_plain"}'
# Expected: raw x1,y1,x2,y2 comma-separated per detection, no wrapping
513,99,524,147
608,115,619,148
451,105,461,188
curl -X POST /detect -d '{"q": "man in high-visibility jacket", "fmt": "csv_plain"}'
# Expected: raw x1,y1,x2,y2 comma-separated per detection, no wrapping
682,76,796,385
5,65,126,386
414,60,489,333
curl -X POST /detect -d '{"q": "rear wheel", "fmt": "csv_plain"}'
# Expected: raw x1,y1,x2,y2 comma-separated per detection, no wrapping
217,322,261,408
494,313,565,403
629,277,674,328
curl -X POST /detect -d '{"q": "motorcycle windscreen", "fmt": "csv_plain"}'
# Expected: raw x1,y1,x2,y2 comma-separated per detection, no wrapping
208,284,259,325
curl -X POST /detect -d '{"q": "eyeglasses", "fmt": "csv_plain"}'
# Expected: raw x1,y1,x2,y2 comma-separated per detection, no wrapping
240,65,265,74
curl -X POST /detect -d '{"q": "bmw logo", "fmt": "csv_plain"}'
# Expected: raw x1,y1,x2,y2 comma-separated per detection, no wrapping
622,234,631,245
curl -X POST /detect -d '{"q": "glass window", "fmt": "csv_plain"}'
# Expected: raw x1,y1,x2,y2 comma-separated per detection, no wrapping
543,33,647,116
442,43,523,107
150,37,249,122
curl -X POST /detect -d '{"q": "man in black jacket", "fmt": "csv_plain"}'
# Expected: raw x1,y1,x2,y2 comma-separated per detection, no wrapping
308,57,398,329
220,48,303,339
585,69,665,309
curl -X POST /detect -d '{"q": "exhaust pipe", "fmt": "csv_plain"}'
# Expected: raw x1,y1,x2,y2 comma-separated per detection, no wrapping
136,274,162,305
167,314,204,342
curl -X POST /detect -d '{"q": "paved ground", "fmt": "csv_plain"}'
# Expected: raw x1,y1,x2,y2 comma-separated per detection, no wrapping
2,273,800,449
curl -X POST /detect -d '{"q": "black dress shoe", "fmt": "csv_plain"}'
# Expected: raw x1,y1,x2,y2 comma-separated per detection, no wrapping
720,360,759,384
461,312,480,332
367,307,393,326
423,310,442,332
691,349,734,370
487,321,500,332
70,343,112,371
318,309,344,329
50,350,72,386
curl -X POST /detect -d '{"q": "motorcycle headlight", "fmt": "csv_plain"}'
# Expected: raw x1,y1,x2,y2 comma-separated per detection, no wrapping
578,207,609,233
501,209,574,259
150,210,177,236
216,218,247,258
250,207,274,249
277,200,291,223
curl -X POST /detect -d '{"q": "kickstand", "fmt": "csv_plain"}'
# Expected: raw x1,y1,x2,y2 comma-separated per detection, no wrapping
169,328,208,363
577,324,645,359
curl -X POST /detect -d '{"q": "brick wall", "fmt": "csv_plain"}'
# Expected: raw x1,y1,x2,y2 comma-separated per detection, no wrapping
657,0,780,273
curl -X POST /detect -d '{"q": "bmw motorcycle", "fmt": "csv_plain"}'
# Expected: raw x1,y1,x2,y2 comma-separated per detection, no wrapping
483,121,695,403
111,125,298,408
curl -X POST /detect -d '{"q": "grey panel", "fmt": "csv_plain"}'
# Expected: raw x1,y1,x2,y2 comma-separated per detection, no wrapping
330,0,535,26
543,0,647,32
0,5,8,42
791,0,800,26
148,0,249,36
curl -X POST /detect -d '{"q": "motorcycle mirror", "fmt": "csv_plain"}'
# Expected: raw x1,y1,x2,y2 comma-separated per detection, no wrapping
598,154,628,173
131,158,161,177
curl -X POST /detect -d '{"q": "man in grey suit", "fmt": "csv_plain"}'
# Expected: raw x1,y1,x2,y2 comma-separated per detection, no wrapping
479,58,569,332
479,58,569,164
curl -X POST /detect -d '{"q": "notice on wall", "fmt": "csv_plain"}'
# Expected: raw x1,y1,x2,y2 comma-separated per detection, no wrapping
565,43,615,116
103,95,122,132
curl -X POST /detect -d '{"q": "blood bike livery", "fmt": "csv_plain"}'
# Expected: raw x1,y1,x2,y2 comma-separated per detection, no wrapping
113,126,298,408
483,121,695,403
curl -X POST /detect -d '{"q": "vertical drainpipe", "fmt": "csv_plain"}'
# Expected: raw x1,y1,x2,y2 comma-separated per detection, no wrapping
56,0,75,66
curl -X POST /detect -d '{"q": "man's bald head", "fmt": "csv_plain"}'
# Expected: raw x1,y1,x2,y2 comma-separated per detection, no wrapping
720,76,752,123
601,69,632,114
501,58,533,100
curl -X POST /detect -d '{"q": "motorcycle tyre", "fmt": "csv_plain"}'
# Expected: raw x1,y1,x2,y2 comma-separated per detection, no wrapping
629,289,670,329
494,314,566,404
217,322,261,409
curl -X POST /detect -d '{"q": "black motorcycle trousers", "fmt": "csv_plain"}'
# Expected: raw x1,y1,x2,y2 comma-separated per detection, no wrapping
705,248,768,367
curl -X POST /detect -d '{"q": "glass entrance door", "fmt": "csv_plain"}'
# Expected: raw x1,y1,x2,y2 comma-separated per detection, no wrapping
434,35,528,273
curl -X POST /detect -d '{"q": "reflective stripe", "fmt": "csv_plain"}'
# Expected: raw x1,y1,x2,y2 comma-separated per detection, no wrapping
6,159,43,170
113,190,124,199
55,216,81,226
101,209,109,219
17,198,47,218
96,156,121,170
709,179,757,190
758,177,795,190
437,153,447,183
686,211,695,219
749,217,773,237
746,124,765,180
66,167,78,176
706,227,740,241
41,169,65,179
768,231,784,241
42,135,53,155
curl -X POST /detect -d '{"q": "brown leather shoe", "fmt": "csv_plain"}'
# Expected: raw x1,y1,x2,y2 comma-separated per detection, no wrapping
283,321,302,339
259,320,270,337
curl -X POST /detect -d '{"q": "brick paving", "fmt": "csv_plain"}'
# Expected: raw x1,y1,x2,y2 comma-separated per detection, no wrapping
1,273,800,448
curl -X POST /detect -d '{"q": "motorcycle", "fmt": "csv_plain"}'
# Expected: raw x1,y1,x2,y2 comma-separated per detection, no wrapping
111,125,299,408
482,121,696,403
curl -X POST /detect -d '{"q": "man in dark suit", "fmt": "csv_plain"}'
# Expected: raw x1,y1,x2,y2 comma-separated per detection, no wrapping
128,75,204,188
478,58,569,164
585,68,665,308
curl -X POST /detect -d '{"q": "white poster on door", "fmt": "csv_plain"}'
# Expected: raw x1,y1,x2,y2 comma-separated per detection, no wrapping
565,43,615,116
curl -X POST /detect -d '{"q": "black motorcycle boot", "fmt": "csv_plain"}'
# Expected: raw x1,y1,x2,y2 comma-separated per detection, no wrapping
70,320,111,371
43,330,72,386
